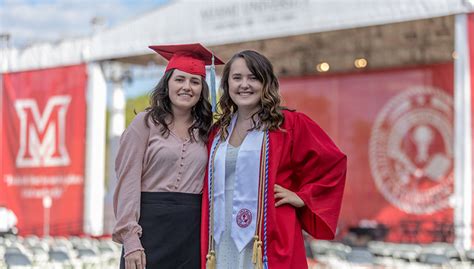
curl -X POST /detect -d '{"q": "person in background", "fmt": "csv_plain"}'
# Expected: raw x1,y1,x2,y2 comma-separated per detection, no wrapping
0,205,18,236
113,43,224,269
201,50,347,269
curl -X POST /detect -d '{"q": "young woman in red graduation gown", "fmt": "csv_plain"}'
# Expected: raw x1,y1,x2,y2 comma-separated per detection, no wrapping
201,50,347,269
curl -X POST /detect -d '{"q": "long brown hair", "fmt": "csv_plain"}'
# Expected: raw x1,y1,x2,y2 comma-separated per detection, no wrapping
215,50,285,140
145,69,212,143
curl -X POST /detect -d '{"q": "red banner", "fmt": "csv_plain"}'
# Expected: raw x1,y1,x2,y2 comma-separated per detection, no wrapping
280,63,454,243
1,65,87,236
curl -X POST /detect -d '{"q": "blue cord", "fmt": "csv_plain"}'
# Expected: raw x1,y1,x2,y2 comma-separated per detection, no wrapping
263,131,269,267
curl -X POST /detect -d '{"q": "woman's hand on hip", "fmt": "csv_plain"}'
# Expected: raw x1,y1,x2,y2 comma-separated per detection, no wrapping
274,184,305,208
125,249,146,269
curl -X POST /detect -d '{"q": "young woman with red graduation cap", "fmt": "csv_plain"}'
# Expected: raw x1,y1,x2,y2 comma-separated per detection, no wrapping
112,43,224,269
201,50,347,269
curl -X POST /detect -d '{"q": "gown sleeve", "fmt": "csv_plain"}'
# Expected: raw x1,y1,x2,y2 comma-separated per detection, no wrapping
112,112,149,256
291,112,347,240
200,160,210,269
200,127,218,269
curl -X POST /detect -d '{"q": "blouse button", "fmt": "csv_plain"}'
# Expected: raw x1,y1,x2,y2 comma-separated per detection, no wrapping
180,163,184,167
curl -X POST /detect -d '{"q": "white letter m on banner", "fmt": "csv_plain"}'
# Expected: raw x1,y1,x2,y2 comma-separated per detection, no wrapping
15,95,71,168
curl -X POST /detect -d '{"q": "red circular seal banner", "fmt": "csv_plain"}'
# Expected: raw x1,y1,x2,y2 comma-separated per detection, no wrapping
369,86,453,214
236,208,252,228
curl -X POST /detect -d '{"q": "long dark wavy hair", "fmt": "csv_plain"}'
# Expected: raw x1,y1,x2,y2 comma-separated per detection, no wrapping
215,50,286,140
144,69,212,143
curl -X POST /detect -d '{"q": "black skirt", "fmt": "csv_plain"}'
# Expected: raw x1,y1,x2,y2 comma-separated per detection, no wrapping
120,192,201,269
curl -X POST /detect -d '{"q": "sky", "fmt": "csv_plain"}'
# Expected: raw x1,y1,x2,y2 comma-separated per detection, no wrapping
0,0,170,99
0,0,169,48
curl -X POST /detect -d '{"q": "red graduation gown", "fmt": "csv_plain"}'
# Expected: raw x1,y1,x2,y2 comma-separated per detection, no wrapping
201,110,347,269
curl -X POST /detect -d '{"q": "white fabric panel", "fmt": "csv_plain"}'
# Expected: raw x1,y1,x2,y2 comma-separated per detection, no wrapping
453,13,473,250
84,63,107,236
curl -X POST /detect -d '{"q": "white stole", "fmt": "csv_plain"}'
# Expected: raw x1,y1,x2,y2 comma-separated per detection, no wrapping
210,114,263,252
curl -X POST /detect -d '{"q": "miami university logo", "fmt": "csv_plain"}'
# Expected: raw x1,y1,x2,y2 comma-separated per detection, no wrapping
14,95,71,168
369,86,453,214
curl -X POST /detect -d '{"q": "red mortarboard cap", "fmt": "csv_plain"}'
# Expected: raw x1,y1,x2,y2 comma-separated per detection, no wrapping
149,43,224,78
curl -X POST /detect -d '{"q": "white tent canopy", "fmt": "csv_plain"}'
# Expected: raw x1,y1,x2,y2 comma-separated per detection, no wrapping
1,0,473,72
